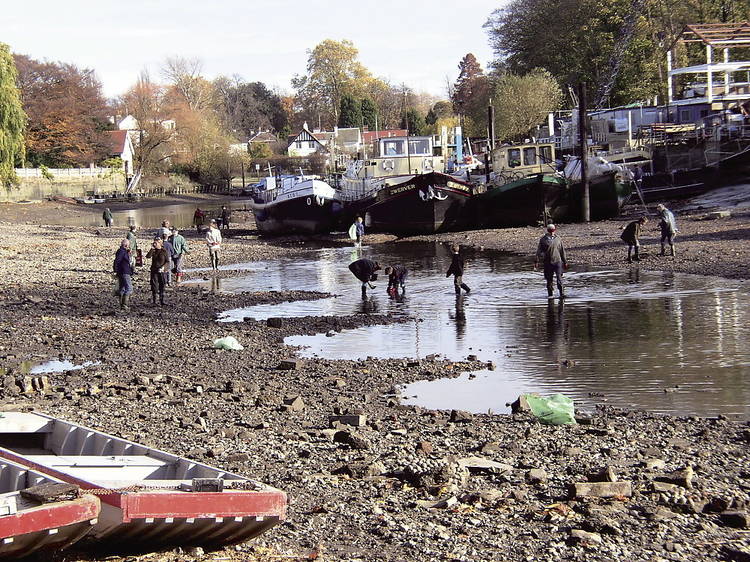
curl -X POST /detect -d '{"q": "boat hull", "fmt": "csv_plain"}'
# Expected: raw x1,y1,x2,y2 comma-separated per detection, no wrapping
0,412,286,552
365,172,473,235
569,172,631,220
252,196,338,235
476,174,571,228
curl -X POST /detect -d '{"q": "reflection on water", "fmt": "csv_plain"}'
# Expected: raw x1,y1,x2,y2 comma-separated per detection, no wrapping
53,200,252,229
215,242,750,417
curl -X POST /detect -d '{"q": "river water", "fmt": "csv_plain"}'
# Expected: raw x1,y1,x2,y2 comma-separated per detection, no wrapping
211,242,749,418
53,200,253,229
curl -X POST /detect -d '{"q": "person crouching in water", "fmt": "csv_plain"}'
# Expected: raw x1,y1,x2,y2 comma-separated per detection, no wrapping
113,239,133,310
535,224,567,299
446,244,470,296
621,216,647,263
349,258,380,298
146,238,169,306
384,265,407,295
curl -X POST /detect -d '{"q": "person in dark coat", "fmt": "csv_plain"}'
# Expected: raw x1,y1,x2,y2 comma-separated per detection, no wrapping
446,244,470,296
161,233,174,286
535,224,567,299
384,265,408,295
146,238,169,306
103,208,113,227
221,206,230,230
349,258,380,297
113,239,133,310
620,216,647,263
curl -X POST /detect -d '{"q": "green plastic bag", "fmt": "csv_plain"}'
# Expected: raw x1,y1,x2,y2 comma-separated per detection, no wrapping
524,394,576,425
213,336,244,351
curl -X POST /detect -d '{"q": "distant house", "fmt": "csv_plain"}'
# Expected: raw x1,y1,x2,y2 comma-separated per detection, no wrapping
287,123,328,157
248,131,278,145
103,130,135,177
361,129,408,144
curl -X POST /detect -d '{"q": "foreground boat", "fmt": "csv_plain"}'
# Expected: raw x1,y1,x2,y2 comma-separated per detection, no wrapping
251,175,340,235
0,412,286,551
365,172,474,235
0,457,100,558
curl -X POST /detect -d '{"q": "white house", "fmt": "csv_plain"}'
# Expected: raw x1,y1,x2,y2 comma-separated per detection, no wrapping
287,123,328,157
103,130,136,177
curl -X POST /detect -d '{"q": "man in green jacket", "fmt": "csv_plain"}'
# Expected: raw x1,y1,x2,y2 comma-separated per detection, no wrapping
103,208,113,227
170,227,190,283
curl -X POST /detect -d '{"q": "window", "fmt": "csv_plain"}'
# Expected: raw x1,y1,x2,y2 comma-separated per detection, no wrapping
540,146,553,164
308,141,315,149
382,139,405,156
507,148,521,168
523,147,537,166
295,140,302,149
680,110,691,122
408,139,431,155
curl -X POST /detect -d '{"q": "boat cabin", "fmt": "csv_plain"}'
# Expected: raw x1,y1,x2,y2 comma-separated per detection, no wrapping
349,136,444,178
491,142,556,176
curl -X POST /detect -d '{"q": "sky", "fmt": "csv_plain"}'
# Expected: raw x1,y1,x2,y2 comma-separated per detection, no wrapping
4,0,505,100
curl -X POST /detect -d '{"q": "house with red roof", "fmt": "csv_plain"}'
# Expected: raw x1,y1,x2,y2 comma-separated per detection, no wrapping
103,130,135,178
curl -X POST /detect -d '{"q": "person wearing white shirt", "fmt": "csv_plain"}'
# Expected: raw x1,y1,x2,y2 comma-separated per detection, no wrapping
205,219,222,271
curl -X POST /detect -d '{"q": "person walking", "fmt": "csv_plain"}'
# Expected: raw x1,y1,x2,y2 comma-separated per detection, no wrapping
535,224,568,299
384,265,408,295
446,244,470,296
159,220,172,239
161,233,174,286
145,238,169,306
656,203,678,256
221,206,230,230
113,239,133,310
170,227,189,283
621,216,648,263
103,208,113,228
348,258,380,298
206,219,222,271
126,225,139,268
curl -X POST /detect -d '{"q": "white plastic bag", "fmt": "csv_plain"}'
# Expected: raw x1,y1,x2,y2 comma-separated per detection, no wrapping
212,336,244,351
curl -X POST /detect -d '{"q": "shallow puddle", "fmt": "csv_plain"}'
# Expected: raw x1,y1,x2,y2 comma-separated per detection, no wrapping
2,359,99,375
216,242,750,417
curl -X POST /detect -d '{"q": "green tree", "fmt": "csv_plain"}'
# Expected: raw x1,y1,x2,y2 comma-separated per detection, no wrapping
493,69,563,141
361,97,377,130
248,142,272,159
401,108,426,136
292,39,373,127
450,54,492,136
338,93,362,127
0,43,25,188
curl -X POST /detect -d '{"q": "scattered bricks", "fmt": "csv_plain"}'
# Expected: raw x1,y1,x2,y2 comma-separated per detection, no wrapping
706,496,733,513
20,482,79,503
456,456,512,475
449,409,473,423
320,429,338,441
333,430,370,450
510,394,538,414
266,317,283,328
226,452,250,463
278,359,303,370
569,529,602,546
652,481,678,493
588,466,618,483
720,511,750,529
282,395,305,412
416,441,433,455
526,469,548,485
328,414,366,428
332,461,385,479
134,375,151,386
643,458,666,471
657,465,694,489
572,481,632,499
481,441,502,454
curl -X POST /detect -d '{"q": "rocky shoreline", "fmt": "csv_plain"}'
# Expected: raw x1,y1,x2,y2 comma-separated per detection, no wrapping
0,214,748,561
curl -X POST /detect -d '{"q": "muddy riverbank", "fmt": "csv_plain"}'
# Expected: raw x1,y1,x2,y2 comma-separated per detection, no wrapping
0,219,749,560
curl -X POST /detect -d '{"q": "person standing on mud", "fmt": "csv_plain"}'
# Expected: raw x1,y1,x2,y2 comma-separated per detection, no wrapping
535,224,568,299
621,216,647,263
126,225,139,268
159,220,172,239
221,206,230,230
103,208,113,228
384,265,408,295
446,244,471,296
146,238,169,306
161,233,174,286
113,239,133,310
349,258,380,298
170,227,189,283
206,219,222,271
656,203,678,256
194,207,205,233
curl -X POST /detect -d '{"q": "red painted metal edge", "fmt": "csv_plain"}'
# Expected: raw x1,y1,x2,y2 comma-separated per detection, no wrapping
0,495,100,539
122,491,287,522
